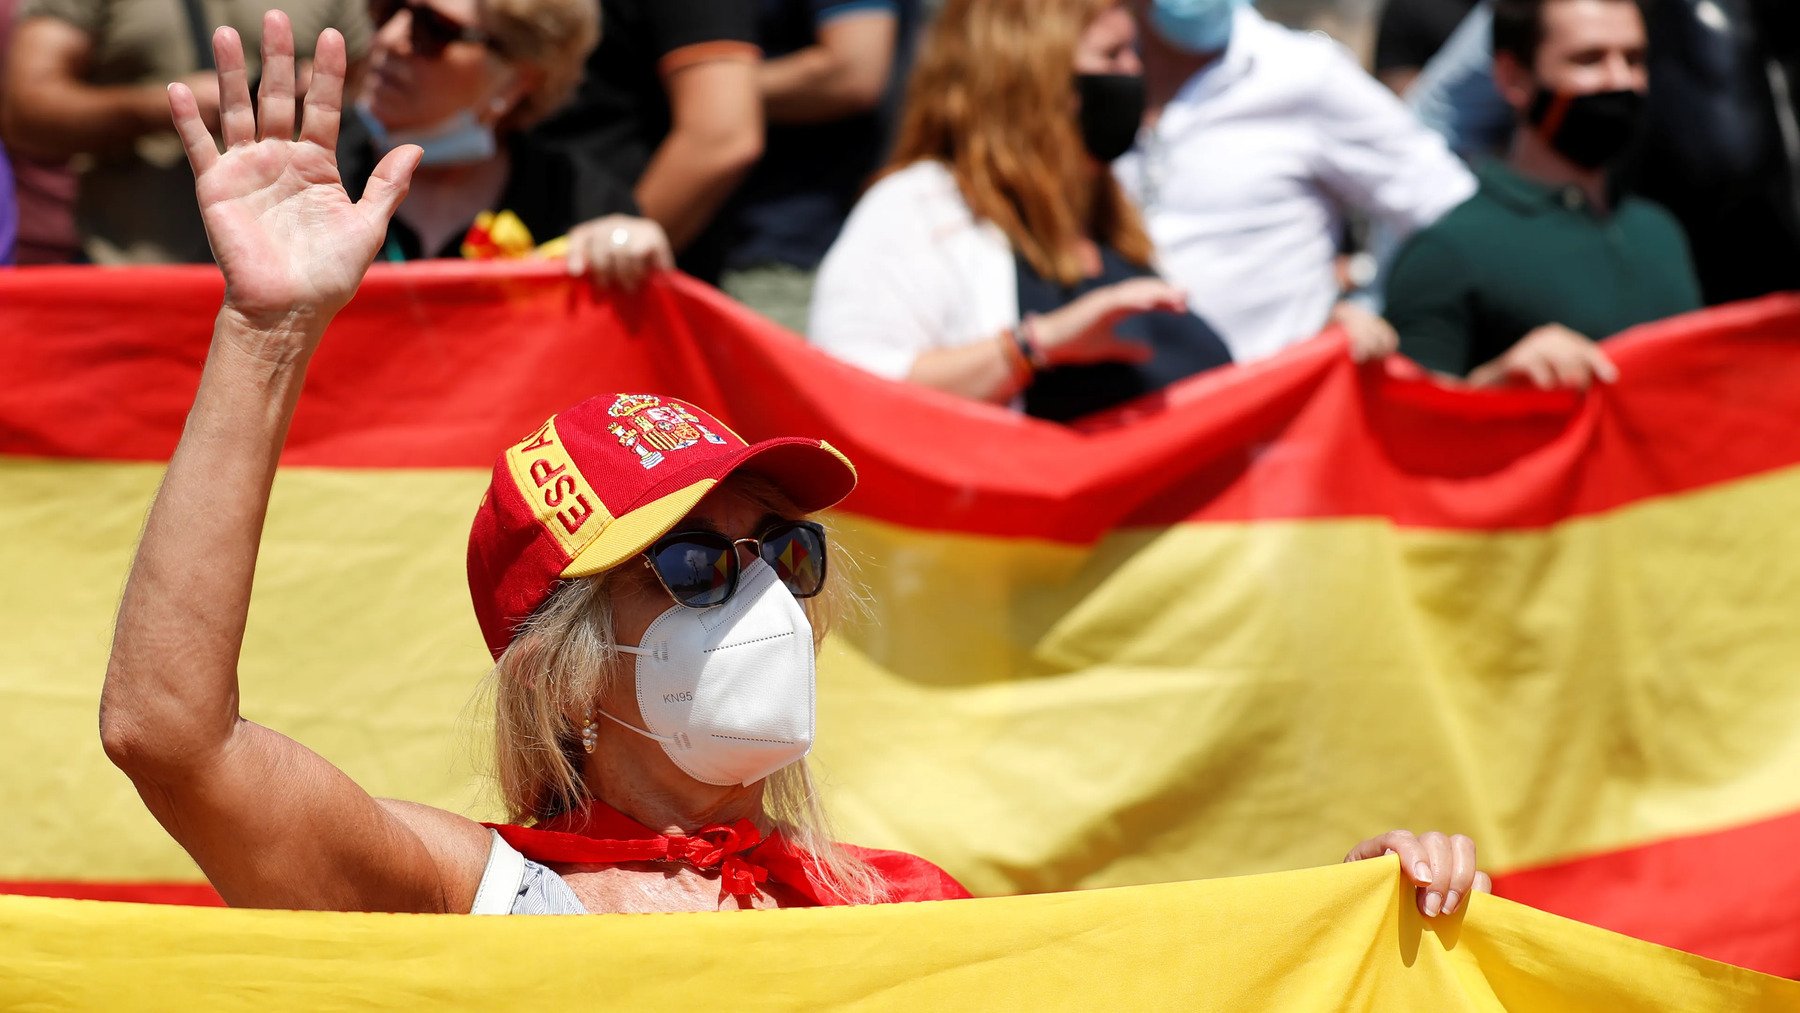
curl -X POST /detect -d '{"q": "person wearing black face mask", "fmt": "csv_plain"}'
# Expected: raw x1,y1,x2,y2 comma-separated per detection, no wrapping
1385,0,1702,389
1075,71,1148,164
808,0,1232,422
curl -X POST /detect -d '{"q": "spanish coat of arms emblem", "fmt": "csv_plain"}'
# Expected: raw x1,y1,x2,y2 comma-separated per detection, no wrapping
605,394,728,469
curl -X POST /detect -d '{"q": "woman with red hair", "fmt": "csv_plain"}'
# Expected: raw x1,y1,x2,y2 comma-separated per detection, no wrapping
809,0,1232,421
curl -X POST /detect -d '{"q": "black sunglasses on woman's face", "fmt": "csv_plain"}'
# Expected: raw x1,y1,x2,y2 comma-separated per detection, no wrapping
370,0,499,58
642,520,829,609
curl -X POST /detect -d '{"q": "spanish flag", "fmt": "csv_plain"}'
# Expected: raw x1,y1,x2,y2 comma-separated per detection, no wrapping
2,266,1798,992
5,858,1796,1007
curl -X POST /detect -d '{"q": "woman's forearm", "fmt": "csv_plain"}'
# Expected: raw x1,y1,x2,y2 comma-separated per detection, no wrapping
99,312,319,774
904,333,1026,404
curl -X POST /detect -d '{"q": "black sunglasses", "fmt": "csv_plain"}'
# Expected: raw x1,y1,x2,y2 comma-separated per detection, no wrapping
642,520,829,609
370,0,499,58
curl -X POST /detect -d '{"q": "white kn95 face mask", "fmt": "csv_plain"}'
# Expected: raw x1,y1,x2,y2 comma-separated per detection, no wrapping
597,559,816,786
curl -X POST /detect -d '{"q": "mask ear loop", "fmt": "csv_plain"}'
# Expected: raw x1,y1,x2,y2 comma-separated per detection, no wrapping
594,706,675,745
593,634,677,746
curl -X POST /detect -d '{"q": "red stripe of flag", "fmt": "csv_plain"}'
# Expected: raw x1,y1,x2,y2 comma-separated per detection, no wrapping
3,266,1797,540
1492,810,1800,977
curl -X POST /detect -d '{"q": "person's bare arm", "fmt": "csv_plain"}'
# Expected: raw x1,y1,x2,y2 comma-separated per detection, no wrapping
906,279,1183,404
0,17,219,160
907,335,1029,404
634,55,763,252
98,14,489,913
760,11,896,126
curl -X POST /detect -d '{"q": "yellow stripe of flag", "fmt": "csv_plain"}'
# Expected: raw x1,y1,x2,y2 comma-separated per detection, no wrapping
8,458,1800,894
4,859,1796,1009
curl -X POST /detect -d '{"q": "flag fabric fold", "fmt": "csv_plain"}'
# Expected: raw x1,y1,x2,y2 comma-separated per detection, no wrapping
3,266,1798,977
3,859,1797,1010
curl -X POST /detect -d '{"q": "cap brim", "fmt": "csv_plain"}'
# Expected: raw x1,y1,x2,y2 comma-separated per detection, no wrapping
727,437,859,514
560,438,857,581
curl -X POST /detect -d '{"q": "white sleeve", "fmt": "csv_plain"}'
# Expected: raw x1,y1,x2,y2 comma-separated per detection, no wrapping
469,830,527,915
807,174,959,382
1308,43,1478,240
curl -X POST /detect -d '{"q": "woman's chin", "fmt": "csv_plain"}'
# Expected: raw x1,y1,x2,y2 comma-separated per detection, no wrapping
369,109,437,136
364,89,435,134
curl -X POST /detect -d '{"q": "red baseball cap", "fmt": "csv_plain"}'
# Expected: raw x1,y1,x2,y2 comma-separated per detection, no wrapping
467,393,857,658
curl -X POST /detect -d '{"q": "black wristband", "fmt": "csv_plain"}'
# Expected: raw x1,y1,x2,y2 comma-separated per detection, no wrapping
1010,325,1038,376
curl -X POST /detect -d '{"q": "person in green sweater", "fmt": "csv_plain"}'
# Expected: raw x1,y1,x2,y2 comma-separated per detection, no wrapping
1385,0,1701,389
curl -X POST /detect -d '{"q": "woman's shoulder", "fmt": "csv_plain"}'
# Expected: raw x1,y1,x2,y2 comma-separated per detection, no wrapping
847,160,978,231
869,159,962,195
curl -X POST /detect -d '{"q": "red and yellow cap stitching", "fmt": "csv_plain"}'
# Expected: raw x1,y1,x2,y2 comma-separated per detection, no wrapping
502,417,613,560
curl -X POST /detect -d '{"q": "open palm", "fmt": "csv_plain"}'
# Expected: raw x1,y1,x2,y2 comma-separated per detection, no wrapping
172,13,418,332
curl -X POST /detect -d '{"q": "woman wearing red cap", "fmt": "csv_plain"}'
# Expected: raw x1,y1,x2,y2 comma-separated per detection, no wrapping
98,16,1490,918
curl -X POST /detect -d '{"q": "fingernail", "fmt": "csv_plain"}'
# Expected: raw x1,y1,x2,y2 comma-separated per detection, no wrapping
1414,862,1432,882
1424,892,1441,917
1443,891,1460,915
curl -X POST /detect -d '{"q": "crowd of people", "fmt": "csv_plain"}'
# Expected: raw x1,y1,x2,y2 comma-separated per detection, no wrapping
95,13,1491,919
3,0,1796,408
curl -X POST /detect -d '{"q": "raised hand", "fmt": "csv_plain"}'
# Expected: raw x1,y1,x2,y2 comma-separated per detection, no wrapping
170,12,420,340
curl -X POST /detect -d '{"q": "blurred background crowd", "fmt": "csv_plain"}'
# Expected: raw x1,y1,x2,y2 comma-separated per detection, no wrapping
0,0,1794,418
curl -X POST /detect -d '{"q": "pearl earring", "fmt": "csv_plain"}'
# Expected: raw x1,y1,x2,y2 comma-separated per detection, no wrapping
580,711,599,754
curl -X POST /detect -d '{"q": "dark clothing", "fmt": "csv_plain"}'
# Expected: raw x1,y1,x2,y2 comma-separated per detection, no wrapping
1386,162,1703,377
337,115,636,261
1626,0,1800,303
1374,0,1479,75
1016,248,1233,422
723,0,915,273
527,0,758,282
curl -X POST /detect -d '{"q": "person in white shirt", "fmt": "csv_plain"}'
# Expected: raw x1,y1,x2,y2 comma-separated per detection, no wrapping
809,0,1232,422
1116,0,1478,364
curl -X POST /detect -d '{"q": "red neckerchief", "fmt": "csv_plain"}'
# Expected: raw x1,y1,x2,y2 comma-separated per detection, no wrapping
484,799,844,906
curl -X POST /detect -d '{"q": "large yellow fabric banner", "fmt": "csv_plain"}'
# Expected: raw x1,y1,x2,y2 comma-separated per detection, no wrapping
4,859,1795,1010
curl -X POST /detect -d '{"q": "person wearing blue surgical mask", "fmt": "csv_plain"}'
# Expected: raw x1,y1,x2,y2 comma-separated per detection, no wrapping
1115,0,1476,366
340,0,670,288
1146,0,1248,55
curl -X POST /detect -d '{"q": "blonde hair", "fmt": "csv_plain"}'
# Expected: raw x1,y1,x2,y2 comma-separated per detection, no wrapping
485,476,886,905
482,0,601,132
885,0,1153,285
